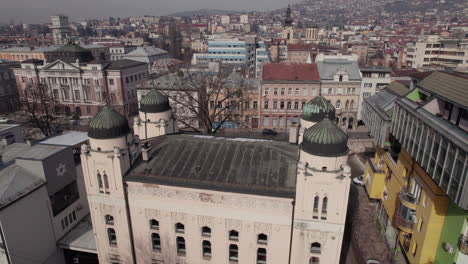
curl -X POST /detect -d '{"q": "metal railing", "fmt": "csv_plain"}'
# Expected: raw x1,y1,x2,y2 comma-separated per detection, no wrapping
395,214,414,232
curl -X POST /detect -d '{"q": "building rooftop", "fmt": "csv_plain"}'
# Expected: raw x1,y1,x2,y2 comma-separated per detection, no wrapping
360,65,391,73
126,46,168,57
262,63,320,82
418,71,468,107
58,215,96,254
317,60,361,80
127,135,298,198
364,89,399,120
38,131,88,147
105,59,147,70
0,143,66,164
0,164,45,209
386,81,410,97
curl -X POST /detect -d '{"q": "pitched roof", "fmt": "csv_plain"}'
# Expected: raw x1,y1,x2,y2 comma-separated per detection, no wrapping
287,44,314,50
127,135,298,198
317,60,361,80
0,164,45,209
105,59,147,70
418,71,468,107
262,63,320,82
126,46,168,57
386,81,410,97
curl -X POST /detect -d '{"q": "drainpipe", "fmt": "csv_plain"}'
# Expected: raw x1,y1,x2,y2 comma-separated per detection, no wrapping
123,182,137,264
288,199,295,264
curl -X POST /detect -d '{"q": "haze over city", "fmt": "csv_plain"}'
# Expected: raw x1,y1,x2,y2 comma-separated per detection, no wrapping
1,0,301,24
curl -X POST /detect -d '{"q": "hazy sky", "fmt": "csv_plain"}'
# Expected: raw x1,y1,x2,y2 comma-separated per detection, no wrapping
2,0,299,24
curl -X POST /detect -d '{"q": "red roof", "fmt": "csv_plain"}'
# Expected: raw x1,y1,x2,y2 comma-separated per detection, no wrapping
262,63,320,81
287,44,314,50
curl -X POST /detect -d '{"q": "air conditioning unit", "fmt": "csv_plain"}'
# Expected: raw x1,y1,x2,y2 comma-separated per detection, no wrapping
444,242,455,254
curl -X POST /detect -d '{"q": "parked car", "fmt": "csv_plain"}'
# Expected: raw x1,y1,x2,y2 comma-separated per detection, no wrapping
0,117,10,123
262,128,278,136
353,175,365,185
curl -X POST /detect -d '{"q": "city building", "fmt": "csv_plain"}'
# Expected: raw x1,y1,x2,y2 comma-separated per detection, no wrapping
0,61,20,113
0,47,55,61
124,46,170,74
255,41,270,78
50,15,73,45
360,81,409,148
305,28,319,42
13,43,148,117
80,90,352,264
316,54,362,130
282,5,295,44
106,44,137,61
0,131,90,263
357,66,392,120
406,36,468,71
261,63,321,131
362,71,468,264
286,44,314,63
239,14,249,24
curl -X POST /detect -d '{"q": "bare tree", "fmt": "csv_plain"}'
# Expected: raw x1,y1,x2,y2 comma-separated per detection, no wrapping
152,65,248,134
19,84,57,137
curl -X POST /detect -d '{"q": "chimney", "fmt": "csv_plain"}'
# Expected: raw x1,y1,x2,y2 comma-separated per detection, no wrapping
142,143,150,161
289,121,299,144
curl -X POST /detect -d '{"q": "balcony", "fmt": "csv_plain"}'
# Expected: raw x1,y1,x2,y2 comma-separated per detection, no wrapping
459,235,468,255
395,202,417,234
395,214,414,234
399,189,418,210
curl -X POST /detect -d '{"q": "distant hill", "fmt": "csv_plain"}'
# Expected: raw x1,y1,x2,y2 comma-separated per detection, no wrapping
168,8,240,17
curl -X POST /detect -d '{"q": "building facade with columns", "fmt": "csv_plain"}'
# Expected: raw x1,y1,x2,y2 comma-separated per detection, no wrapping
79,90,352,264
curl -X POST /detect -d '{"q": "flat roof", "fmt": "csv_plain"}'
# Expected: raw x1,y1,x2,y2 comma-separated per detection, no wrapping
127,135,298,198
58,215,97,254
39,131,88,147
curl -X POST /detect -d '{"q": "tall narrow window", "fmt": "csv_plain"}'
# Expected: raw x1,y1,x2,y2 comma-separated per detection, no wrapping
176,237,186,256
103,173,110,194
202,226,211,237
229,244,238,262
175,223,184,233
107,228,117,246
257,248,267,264
229,230,239,241
150,219,159,230
313,196,319,219
350,100,354,109
105,214,114,225
311,242,321,254
97,173,103,193
152,233,161,251
321,197,328,220
257,234,268,244
202,240,211,257
310,256,320,264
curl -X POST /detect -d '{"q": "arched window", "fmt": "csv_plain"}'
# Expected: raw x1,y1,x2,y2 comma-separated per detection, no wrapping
202,240,211,257
335,100,341,109
345,100,349,109
105,214,114,225
229,244,238,261
175,223,184,233
313,196,319,219
311,242,321,254
342,117,347,126
350,100,354,109
107,228,117,246
103,173,110,194
257,248,267,263
176,237,186,256
151,233,161,251
348,117,354,129
257,233,268,244
310,256,320,264
150,219,159,230
97,173,103,193
321,197,328,220
229,230,239,241
202,226,211,237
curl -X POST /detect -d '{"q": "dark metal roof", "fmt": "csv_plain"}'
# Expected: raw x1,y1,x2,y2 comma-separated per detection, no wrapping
127,135,298,198
47,43,94,63
140,89,171,113
106,59,147,70
88,107,130,139
418,71,468,107
301,96,336,122
301,118,348,157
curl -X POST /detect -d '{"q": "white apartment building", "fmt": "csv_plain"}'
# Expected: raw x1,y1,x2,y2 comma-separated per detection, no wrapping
357,66,391,120
79,90,353,264
406,35,468,70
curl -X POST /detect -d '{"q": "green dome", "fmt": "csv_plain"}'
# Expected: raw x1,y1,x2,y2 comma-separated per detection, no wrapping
140,89,171,113
301,96,335,122
88,107,130,139
301,118,348,157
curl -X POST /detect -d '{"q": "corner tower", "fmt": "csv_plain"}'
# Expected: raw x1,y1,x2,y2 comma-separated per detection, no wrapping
134,89,177,140
81,107,140,264
291,118,351,264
